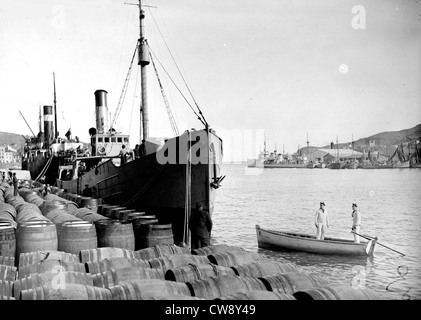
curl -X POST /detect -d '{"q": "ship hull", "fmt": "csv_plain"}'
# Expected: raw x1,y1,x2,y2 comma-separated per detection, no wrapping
22,156,48,180
47,129,223,246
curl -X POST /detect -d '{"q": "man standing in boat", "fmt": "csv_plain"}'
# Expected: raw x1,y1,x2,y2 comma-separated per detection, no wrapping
315,202,329,240
351,203,362,243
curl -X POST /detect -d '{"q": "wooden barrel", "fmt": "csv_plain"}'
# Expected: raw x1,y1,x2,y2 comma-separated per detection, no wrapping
0,224,16,259
0,265,17,281
83,213,109,223
293,284,384,300
97,204,112,215
165,263,236,283
57,221,98,255
101,205,120,218
144,294,205,300
207,251,267,267
80,247,137,264
24,194,44,208
93,266,165,288
128,215,157,250
85,257,150,274
15,222,58,265
139,224,174,249
0,220,16,230
109,279,192,300
126,212,146,219
216,289,296,300
16,203,43,219
95,220,135,251
69,194,83,207
19,250,80,268
6,198,25,209
15,211,49,225
116,209,136,220
20,283,113,300
186,275,267,299
14,271,94,298
42,194,77,215
258,272,329,294
0,203,17,220
40,200,68,216
44,209,82,224
0,280,13,298
79,197,99,212
110,207,127,219
73,208,96,220
192,244,246,256
134,244,190,261
18,259,86,279
0,255,15,267
148,254,211,273
231,260,300,278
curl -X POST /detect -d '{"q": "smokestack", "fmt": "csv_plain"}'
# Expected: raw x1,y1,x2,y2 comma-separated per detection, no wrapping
330,142,334,149
94,90,109,134
43,105,54,148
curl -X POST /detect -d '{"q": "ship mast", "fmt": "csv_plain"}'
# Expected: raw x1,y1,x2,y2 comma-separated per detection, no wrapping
138,0,150,144
53,72,58,139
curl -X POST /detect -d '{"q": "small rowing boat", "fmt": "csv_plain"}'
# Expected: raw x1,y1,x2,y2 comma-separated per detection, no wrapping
256,225,376,256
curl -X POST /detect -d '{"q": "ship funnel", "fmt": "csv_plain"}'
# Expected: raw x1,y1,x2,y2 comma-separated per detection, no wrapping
43,105,54,148
94,90,109,134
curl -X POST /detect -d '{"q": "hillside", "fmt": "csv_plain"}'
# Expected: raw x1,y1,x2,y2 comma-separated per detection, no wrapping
318,124,421,150
0,131,26,152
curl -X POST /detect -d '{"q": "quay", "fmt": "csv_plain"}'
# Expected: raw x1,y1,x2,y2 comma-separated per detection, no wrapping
1,179,391,300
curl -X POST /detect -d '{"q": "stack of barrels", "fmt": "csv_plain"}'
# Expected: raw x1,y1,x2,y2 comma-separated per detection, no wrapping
1,182,388,300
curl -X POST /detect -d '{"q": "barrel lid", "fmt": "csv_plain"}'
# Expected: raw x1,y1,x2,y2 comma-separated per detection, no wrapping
129,214,156,219
149,224,172,229
60,221,93,227
0,224,14,231
94,219,121,225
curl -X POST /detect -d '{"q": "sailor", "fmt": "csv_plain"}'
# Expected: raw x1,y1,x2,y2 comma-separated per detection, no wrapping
12,173,18,196
351,203,362,243
82,184,93,197
134,144,141,160
119,145,128,164
315,202,329,240
189,203,213,250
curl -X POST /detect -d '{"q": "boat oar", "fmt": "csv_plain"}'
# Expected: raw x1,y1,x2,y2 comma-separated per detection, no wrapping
351,231,405,256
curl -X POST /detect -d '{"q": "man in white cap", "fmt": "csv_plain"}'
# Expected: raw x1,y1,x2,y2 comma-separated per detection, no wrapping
315,202,329,240
351,203,362,243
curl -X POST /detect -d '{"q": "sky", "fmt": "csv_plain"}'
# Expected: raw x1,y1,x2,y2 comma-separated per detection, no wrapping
0,0,420,162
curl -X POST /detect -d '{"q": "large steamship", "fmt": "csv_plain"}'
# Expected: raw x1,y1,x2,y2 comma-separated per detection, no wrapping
22,2,224,246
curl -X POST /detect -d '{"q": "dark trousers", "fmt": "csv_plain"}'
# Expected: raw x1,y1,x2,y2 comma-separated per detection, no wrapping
13,186,18,196
191,234,210,250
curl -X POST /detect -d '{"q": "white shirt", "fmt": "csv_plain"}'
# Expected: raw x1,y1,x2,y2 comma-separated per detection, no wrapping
315,208,329,226
352,210,361,227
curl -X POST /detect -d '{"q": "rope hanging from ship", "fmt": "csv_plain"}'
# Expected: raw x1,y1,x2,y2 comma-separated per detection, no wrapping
183,131,192,244
34,155,54,183
111,14,209,130
146,8,208,128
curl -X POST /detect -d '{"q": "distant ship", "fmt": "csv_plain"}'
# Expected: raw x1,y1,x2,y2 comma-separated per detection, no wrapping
22,2,224,246
247,140,306,169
